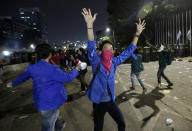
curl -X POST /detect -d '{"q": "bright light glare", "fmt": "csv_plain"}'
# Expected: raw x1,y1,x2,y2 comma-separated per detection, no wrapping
30,44,35,49
3,51,10,56
82,44,87,49
106,27,110,33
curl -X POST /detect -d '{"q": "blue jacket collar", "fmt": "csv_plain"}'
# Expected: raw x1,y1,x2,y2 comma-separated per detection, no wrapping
39,60,50,64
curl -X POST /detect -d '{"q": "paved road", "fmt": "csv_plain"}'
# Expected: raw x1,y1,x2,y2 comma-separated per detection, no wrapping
0,60,192,131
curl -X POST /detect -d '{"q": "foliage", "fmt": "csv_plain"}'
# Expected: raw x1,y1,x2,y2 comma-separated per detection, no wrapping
107,0,191,47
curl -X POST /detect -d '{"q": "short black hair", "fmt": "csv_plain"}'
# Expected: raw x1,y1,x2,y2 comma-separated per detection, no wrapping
78,48,85,54
35,43,52,61
157,44,161,49
99,40,114,51
134,48,139,54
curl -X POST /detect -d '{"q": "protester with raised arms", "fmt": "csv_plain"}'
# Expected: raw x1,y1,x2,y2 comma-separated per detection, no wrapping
81,8,146,131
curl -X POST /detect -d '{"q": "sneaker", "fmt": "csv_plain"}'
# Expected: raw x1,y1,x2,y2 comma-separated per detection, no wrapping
122,96,127,100
168,83,173,87
79,90,86,94
143,87,147,91
130,87,135,90
62,121,67,129
157,83,161,88
56,119,67,130
60,120,67,129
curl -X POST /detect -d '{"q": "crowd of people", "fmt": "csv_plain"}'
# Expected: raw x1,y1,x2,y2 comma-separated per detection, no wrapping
4,8,174,131
49,45,89,93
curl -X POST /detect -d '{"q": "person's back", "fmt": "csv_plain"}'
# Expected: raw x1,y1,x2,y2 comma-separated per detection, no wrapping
131,54,143,73
8,43,81,131
130,53,145,90
26,60,71,110
158,50,168,67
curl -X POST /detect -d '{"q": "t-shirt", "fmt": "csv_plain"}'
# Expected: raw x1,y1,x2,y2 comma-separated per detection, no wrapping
50,56,61,65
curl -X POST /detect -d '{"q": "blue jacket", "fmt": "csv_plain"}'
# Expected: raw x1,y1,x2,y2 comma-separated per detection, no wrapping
12,60,79,111
86,41,137,104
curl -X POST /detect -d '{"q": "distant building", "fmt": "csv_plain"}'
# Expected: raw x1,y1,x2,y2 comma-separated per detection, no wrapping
19,7,48,42
0,16,30,40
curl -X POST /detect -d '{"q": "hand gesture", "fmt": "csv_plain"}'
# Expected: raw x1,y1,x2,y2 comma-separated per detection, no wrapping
7,81,12,88
81,8,98,28
76,63,81,71
136,19,146,35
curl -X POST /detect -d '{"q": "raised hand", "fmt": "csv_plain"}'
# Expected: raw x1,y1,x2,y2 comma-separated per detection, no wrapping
81,8,98,28
136,19,146,35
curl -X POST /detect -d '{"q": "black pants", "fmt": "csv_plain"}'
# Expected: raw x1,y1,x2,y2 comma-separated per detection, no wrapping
93,101,125,131
157,66,171,84
79,71,87,90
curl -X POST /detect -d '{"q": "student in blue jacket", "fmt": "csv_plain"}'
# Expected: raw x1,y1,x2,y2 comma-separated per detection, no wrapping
7,43,81,131
81,8,146,131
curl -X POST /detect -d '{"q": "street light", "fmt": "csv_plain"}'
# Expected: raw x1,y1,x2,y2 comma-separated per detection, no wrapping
30,44,35,49
2,50,11,56
105,27,116,49
106,27,110,33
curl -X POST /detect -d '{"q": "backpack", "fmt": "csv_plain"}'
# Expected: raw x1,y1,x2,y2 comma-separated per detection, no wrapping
139,63,144,72
167,51,173,65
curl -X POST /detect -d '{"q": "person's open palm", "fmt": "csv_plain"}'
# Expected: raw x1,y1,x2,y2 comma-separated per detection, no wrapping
81,8,97,26
136,19,146,35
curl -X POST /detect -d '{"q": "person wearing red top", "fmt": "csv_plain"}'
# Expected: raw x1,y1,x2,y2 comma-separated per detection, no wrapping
55,53,61,65
50,52,61,65
49,53,56,65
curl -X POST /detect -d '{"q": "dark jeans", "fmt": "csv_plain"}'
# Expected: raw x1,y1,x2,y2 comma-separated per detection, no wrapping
79,71,87,90
157,66,171,84
40,109,64,131
93,101,125,131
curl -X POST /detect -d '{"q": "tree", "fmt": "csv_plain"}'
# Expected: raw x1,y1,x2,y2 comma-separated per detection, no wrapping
107,0,145,47
107,0,191,47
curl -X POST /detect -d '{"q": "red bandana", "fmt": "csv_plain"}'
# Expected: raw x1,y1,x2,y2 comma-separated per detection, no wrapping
101,50,114,73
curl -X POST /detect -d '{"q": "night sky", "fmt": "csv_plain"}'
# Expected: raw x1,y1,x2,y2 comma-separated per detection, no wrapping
0,0,109,42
